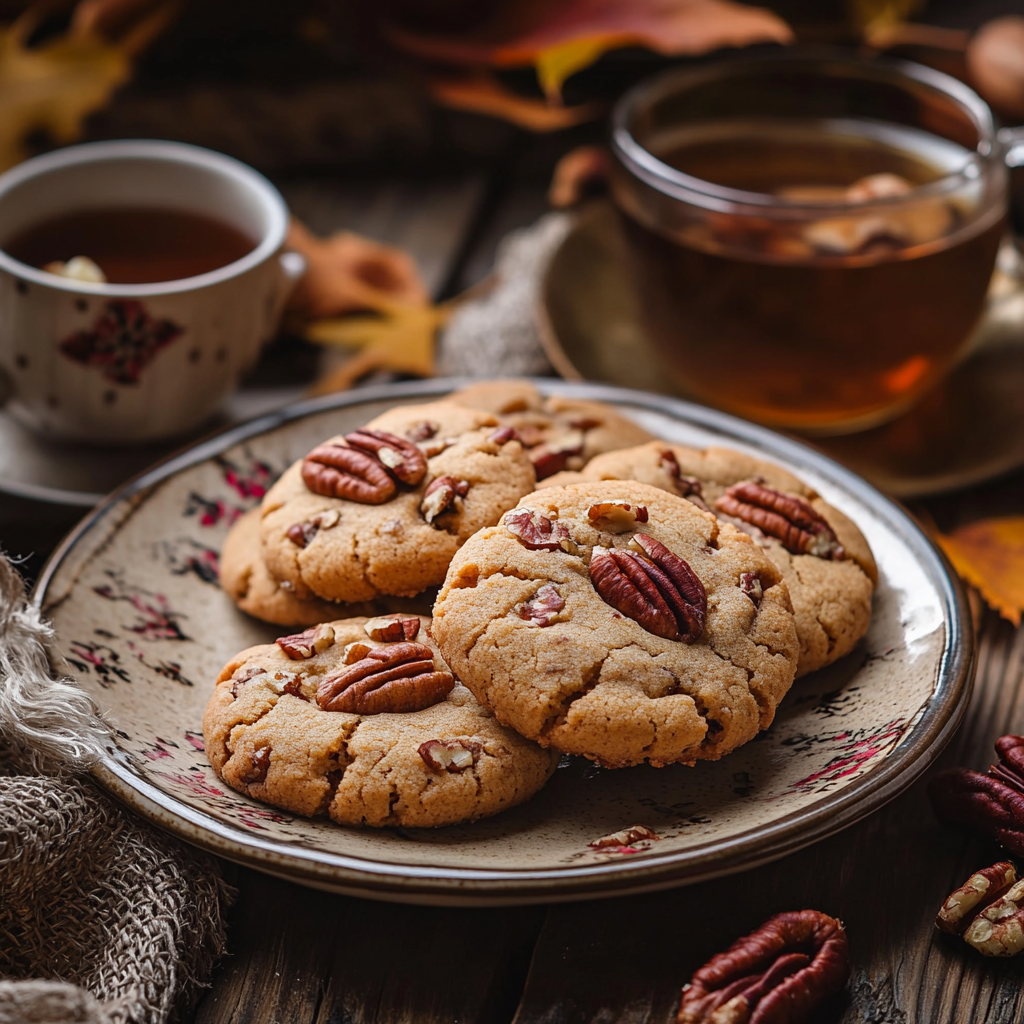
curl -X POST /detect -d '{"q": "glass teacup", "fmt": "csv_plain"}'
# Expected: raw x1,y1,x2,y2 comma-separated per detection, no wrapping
610,52,1024,434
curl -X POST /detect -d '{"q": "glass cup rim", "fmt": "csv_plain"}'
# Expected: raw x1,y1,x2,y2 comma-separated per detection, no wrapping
610,49,999,216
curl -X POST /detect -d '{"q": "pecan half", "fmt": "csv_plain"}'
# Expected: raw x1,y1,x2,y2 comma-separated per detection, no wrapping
505,509,575,552
364,615,421,642
238,746,271,784
929,735,1024,857
589,824,659,849
530,430,585,479
286,508,340,548
715,482,844,559
421,475,469,525
418,739,481,773
302,443,397,504
590,535,706,641
936,862,1017,936
964,878,1024,956
344,429,427,486
588,501,648,533
317,642,454,715
276,624,336,660
519,583,565,626
677,910,850,1024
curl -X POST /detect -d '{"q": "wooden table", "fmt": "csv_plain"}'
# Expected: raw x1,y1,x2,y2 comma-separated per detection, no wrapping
6,157,1024,1024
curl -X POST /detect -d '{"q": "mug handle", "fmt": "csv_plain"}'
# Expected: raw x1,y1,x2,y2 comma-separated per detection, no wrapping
998,126,1024,168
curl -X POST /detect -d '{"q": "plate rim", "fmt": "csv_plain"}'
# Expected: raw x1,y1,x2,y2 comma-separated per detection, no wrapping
33,377,975,904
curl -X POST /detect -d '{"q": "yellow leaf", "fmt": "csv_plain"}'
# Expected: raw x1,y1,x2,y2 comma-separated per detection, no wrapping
936,517,1024,626
534,35,613,103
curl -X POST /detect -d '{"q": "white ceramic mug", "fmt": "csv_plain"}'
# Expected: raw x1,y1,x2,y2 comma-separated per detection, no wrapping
0,140,302,443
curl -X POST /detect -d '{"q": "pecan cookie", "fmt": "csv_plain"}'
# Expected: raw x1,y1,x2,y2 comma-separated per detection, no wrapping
451,380,654,479
545,442,876,677
432,482,800,769
203,615,559,827
260,401,536,603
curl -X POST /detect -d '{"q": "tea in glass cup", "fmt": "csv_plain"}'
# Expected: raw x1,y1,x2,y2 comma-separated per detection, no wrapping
611,55,1011,433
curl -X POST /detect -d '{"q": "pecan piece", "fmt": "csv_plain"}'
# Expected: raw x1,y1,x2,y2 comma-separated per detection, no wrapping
406,420,439,442
276,624,335,660
302,443,397,504
505,509,575,552
344,429,427,487
418,739,481,773
286,508,340,548
964,878,1024,956
588,501,648,533
238,746,271,785
421,475,469,525
740,571,763,606
589,824,659,850
364,615,421,642
519,583,565,626
677,910,850,1024
936,862,1017,936
715,482,844,559
659,450,710,511
590,535,706,641
317,642,454,715
530,430,585,479
489,425,518,445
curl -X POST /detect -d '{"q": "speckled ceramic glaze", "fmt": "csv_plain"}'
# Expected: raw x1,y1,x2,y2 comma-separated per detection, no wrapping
35,380,973,905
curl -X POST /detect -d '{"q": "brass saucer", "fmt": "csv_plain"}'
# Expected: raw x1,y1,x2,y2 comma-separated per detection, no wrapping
538,202,1024,498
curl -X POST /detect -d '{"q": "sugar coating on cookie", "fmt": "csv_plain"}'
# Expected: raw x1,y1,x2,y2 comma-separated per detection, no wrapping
451,380,654,478
203,615,559,827
545,442,876,677
432,482,800,769
259,401,537,603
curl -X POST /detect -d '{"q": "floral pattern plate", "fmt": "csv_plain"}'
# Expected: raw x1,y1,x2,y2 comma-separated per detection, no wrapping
35,380,973,905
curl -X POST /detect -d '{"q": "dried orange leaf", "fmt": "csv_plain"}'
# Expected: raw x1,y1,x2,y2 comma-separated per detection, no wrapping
936,517,1024,626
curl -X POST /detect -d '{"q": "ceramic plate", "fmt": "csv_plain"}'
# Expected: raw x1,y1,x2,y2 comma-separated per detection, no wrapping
35,379,973,905
538,202,1024,498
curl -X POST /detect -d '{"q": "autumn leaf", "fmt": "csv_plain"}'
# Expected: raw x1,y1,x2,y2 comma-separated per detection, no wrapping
935,518,1024,626
389,0,793,103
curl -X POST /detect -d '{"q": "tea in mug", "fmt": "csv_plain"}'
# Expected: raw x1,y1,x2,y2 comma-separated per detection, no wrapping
3,207,257,284
623,119,1004,431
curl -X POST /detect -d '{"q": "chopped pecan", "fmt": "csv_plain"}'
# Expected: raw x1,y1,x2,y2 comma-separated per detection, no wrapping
590,535,706,641
589,824,659,849
489,425,519,445
659,451,710,511
286,508,340,548
302,443,397,504
530,430,585,479
505,509,575,552
677,910,850,1024
406,420,439,442
929,735,1024,857
281,677,309,701
421,475,469,525
344,429,427,487
519,583,565,626
418,738,481,773
342,641,372,664
230,665,266,698
364,615,421,642
238,746,271,784
588,501,648,533
936,862,1017,936
317,641,454,715
276,624,336,660
715,482,844,559
964,878,1024,956
740,571,763,606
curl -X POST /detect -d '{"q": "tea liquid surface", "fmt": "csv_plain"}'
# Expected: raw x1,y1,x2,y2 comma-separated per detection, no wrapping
3,207,257,284
626,119,1003,431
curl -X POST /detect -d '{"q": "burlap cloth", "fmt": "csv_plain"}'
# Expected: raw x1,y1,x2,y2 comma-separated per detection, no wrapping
0,554,230,1024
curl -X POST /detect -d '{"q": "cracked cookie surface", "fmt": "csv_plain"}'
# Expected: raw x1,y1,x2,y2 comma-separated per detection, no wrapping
203,615,559,827
545,443,876,677
260,401,536,603
451,380,654,478
432,482,800,769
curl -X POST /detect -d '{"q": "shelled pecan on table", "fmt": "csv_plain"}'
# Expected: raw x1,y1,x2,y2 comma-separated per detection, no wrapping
928,734,1024,856
935,861,1024,956
677,909,850,1024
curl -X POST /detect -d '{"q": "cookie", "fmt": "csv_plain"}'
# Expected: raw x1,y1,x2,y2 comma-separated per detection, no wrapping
203,615,559,827
451,380,654,479
260,400,537,604
545,442,876,676
432,482,800,768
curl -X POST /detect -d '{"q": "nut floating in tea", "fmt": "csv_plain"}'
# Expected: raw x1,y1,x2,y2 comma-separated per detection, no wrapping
43,255,106,283
676,910,850,1024
928,734,1024,857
